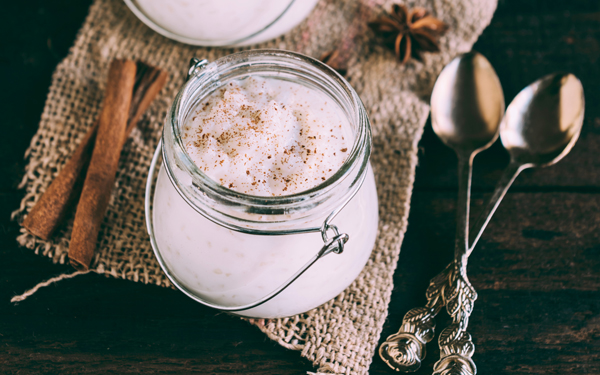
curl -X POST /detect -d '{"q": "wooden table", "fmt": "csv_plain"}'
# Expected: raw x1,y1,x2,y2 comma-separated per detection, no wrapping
2,0,599,373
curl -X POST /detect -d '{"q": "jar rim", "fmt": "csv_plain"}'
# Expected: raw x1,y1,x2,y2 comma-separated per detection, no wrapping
162,49,372,231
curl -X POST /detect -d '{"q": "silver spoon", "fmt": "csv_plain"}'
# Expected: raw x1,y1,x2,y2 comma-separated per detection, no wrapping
431,72,585,375
379,51,505,372
467,72,585,254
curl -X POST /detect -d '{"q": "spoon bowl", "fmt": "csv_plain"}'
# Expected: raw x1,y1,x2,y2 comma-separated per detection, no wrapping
431,51,505,155
500,72,585,167
469,71,585,252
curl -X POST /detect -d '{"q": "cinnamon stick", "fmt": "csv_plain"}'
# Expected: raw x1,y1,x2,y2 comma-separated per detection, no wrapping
126,62,168,136
68,59,137,270
22,61,167,241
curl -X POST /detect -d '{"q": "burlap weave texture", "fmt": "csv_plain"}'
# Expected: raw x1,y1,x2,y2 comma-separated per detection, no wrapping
13,0,496,373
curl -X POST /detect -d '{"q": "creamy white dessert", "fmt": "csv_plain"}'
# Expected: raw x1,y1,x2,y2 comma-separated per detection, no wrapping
152,76,379,318
131,0,320,45
181,77,352,196
153,166,378,318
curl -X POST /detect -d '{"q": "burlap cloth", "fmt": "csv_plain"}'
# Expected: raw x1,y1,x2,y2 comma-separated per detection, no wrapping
12,0,496,373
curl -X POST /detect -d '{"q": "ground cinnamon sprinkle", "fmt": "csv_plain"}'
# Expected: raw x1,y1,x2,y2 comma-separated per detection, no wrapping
182,77,352,196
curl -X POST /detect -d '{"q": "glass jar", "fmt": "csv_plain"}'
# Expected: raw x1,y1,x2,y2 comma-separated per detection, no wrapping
145,50,379,318
124,0,320,46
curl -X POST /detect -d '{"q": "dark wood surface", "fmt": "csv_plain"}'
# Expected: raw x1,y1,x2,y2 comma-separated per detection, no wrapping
2,0,600,373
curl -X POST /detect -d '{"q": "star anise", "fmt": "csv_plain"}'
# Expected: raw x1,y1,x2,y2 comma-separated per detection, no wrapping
368,3,448,64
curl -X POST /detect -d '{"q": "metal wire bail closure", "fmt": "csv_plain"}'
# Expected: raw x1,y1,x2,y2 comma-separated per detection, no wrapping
144,57,364,313
320,223,348,256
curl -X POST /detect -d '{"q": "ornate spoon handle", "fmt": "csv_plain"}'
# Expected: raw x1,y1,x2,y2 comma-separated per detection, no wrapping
432,261,477,375
379,265,450,371
379,160,525,372
433,324,477,375
379,155,475,372
378,260,480,374
432,162,525,375
431,153,479,375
